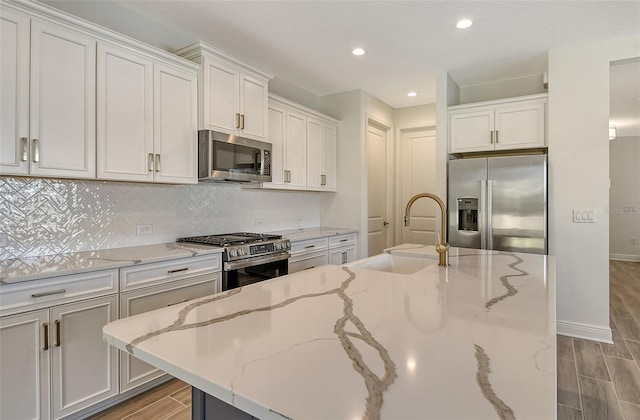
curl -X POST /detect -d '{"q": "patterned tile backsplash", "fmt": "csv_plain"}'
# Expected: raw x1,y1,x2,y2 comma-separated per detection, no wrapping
0,177,321,259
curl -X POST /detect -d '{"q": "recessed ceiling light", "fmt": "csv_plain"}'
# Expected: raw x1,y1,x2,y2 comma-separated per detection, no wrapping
352,47,365,56
456,19,473,29
407,92,417,97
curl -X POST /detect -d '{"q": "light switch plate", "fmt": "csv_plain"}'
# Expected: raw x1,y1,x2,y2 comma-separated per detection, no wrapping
573,209,596,223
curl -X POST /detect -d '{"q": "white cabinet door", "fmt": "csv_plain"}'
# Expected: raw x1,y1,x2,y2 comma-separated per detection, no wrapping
119,275,218,392
239,74,268,140
328,245,357,265
202,56,239,134
449,109,494,153
0,8,30,175
29,20,96,178
153,63,198,184
97,43,154,182
0,309,50,420
285,110,307,189
494,101,546,150
263,104,287,188
321,123,337,192
306,118,323,190
50,295,118,419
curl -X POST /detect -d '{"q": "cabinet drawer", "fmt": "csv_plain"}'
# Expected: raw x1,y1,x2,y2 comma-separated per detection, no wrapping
120,254,221,291
290,238,328,255
328,233,357,248
0,269,118,317
289,251,328,274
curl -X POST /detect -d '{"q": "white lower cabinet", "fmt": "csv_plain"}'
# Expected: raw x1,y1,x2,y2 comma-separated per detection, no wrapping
288,232,358,273
119,273,220,393
0,295,118,420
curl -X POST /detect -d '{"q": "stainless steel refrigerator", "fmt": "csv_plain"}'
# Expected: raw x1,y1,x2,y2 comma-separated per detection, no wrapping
447,155,547,254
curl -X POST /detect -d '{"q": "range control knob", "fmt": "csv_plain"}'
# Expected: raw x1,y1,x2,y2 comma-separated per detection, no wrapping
274,243,281,251
229,249,237,257
239,248,246,256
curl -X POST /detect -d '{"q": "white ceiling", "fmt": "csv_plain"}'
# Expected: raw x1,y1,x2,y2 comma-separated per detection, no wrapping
42,1,640,127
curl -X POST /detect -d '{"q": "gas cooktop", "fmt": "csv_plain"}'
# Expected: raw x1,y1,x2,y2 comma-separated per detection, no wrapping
177,232,282,247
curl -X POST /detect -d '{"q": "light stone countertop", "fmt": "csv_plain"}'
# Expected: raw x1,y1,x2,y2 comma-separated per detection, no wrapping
0,242,223,284
269,226,357,242
103,245,556,420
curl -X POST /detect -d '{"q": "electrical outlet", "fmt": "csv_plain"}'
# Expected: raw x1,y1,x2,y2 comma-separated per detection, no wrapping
255,219,263,227
0,233,8,247
572,209,596,223
633,237,638,245
136,224,153,235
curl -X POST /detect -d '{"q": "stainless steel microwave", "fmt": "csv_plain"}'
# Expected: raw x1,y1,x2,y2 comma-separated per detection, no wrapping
198,130,272,183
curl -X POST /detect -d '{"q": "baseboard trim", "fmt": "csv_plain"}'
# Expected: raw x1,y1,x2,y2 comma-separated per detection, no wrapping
557,320,613,344
610,253,640,262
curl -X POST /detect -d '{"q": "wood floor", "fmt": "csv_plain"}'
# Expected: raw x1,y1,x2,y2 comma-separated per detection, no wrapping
92,261,640,420
558,260,640,420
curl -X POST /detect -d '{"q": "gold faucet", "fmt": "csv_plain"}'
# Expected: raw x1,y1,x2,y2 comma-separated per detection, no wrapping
404,193,449,267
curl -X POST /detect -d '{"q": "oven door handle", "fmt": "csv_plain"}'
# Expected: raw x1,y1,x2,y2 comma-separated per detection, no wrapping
224,252,291,271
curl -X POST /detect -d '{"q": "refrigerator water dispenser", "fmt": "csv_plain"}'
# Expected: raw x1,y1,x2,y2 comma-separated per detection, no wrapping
457,198,478,231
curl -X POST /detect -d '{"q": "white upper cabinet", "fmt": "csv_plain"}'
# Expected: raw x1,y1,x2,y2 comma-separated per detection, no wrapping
1,9,96,178
175,43,271,141
262,95,338,192
97,43,154,182
96,44,197,184
306,118,337,192
0,8,29,175
448,94,547,154
152,62,198,183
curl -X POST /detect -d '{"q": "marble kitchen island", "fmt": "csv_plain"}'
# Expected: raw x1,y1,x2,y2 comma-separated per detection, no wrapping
103,245,556,420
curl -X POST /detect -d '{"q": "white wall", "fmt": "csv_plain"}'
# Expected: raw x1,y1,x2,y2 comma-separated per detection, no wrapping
610,136,640,261
548,36,640,342
319,90,394,258
459,74,547,104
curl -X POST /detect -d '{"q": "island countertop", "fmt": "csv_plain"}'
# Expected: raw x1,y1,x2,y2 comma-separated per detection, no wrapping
103,246,556,420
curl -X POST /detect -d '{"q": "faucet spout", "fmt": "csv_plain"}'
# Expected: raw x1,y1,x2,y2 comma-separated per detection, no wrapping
404,193,449,267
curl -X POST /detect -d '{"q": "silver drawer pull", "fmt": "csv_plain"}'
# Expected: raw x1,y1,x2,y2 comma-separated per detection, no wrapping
304,245,315,249
167,299,190,307
21,137,28,161
168,267,188,274
340,239,349,242
304,266,315,270
32,289,66,298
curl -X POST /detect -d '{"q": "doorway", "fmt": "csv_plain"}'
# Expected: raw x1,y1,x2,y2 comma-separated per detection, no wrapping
399,126,437,245
367,120,391,256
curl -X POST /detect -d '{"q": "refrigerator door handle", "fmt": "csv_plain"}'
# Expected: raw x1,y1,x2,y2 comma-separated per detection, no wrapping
487,180,494,250
480,180,487,249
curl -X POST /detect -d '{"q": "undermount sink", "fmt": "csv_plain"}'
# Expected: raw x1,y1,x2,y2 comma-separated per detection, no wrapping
346,252,434,275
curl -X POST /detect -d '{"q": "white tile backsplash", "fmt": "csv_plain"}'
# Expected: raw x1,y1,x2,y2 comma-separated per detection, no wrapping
0,177,321,259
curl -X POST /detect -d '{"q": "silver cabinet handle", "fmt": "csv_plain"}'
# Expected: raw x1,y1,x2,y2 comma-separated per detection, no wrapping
490,131,494,144
32,289,66,298
168,267,188,274
32,139,39,163
155,154,160,172
304,245,315,249
495,130,499,144
167,299,190,307
20,138,28,161
321,174,326,186
43,323,49,351
55,320,61,347
236,113,241,129
340,238,349,242
240,114,245,130
148,153,154,172
341,252,347,264
304,266,315,270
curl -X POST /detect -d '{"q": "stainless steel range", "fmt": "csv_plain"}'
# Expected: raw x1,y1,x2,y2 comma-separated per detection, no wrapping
177,233,291,291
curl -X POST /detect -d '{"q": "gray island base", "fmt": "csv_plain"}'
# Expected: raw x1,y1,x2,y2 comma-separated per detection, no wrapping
103,246,556,420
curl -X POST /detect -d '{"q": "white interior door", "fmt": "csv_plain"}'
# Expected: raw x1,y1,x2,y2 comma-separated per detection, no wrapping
400,128,437,245
367,123,388,256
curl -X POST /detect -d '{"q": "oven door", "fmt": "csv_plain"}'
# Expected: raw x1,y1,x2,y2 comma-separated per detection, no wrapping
222,252,290,291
